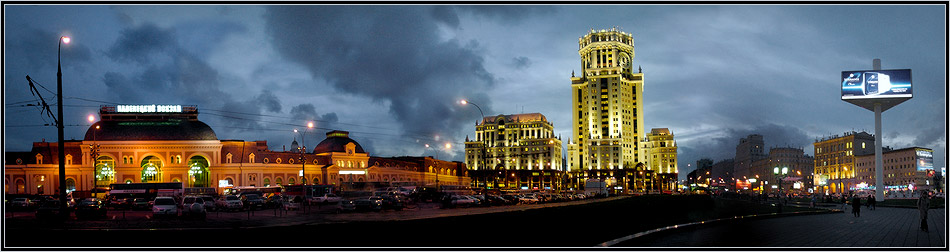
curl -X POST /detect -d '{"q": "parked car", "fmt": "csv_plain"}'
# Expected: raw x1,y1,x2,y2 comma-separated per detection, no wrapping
11,198,33,209
282,196,301,211
485,195,512,206
216,195,243,211
352,197,383,212
181,196,206,218
519,195,540,204
340,200,357,212
241,194,265,209
199,196,216,211
447,195,475,208
76,198,107,219
265,195,283,209
35,200,64,220
151,197,179,217
372,195,404,211
131,198,151,210
311,193,343,205
110,197,132,210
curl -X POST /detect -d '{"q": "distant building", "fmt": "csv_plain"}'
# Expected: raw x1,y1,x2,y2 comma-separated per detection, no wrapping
641,128,679,191
710,159,735,191
813,131,876,194
854,147,935,192
749,147,814,194
567,28,646,193
464,113,564,190
734,134,766,182
686,158,712,187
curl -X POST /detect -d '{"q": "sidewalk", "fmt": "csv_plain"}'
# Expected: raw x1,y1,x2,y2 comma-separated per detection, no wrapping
613,206,945,247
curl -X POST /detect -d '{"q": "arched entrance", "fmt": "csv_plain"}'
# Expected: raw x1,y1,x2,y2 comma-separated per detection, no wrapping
65,178,76,193
188,156,210,187
95,156,116,187
141,156,163,183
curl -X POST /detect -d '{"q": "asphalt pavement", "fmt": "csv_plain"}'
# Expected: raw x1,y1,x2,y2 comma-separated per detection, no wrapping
611,205,946,248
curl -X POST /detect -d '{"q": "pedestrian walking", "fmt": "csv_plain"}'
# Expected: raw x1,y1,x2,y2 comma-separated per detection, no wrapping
918,190,931,232
851,196,861,217
868,195,876,210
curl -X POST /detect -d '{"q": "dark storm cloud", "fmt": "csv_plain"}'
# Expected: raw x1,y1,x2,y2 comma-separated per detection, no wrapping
678,123,812,173
102,23,270,134
289,103,338,125
5,26,93,74
255,90,282,113
106,23,176,64
511,56,532,69
264,6,500,143
455,5,556,23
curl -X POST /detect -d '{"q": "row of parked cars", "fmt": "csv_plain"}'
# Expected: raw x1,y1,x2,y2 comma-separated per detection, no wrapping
442,193,593,208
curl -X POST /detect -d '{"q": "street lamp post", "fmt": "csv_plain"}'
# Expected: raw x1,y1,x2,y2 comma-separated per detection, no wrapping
425,143,452,193
57,36,71,216
460,99,487,189
774,166,788,212
294,122,314,186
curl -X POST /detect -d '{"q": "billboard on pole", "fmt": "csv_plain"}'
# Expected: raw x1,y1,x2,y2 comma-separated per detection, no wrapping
916,148,934,171
841,69,912,100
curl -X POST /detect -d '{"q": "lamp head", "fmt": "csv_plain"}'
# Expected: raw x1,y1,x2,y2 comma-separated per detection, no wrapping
460,100,468,105
61,36,71,44
307,122,314,129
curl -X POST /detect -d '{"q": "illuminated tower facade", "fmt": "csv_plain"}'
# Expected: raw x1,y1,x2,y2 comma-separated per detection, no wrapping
568,28,645,192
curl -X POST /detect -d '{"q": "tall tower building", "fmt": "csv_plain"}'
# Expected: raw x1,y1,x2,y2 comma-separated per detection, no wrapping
734,134,766,182
568,28,644,192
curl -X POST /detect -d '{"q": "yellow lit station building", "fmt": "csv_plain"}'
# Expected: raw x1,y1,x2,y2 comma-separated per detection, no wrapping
566,28,677,193
4,105,469,196
464,113,564,191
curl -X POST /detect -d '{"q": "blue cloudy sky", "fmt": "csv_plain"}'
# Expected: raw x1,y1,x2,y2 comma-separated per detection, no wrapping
4,4,946,180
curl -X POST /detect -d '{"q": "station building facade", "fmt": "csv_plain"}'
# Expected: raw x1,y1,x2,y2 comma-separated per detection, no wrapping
4,105,469,195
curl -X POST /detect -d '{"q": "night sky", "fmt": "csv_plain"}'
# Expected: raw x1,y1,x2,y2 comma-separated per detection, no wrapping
4,5,946,181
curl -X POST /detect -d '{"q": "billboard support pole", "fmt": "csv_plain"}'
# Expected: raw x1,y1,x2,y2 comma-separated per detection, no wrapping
874,103,884,202
872,59,885,202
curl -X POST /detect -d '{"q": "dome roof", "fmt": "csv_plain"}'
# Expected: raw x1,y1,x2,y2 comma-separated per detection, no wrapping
84,120,217,141
312,130,365,154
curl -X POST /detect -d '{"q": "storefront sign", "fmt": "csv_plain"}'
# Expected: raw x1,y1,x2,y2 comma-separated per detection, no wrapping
116,104,182,113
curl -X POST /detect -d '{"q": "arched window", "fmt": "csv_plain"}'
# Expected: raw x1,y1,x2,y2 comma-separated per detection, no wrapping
226,153,233,164
125,179,133,184
15,179,25,193
65,154,73,165
263,178,271,187
65,178,76,193
301,178,308,185
141,155,163,183
36,154,43,164
313,177,320,184
276,177,283,186
188,156,210,187
288,178,296,185
95,156,116,187
249,153,255,163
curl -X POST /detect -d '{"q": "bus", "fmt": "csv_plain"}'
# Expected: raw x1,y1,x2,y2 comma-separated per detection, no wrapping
109,182,183,203
228,186,282,196
283,185,335,199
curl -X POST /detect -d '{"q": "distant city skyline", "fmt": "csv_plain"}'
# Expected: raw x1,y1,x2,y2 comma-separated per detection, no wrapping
4,5,946,181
